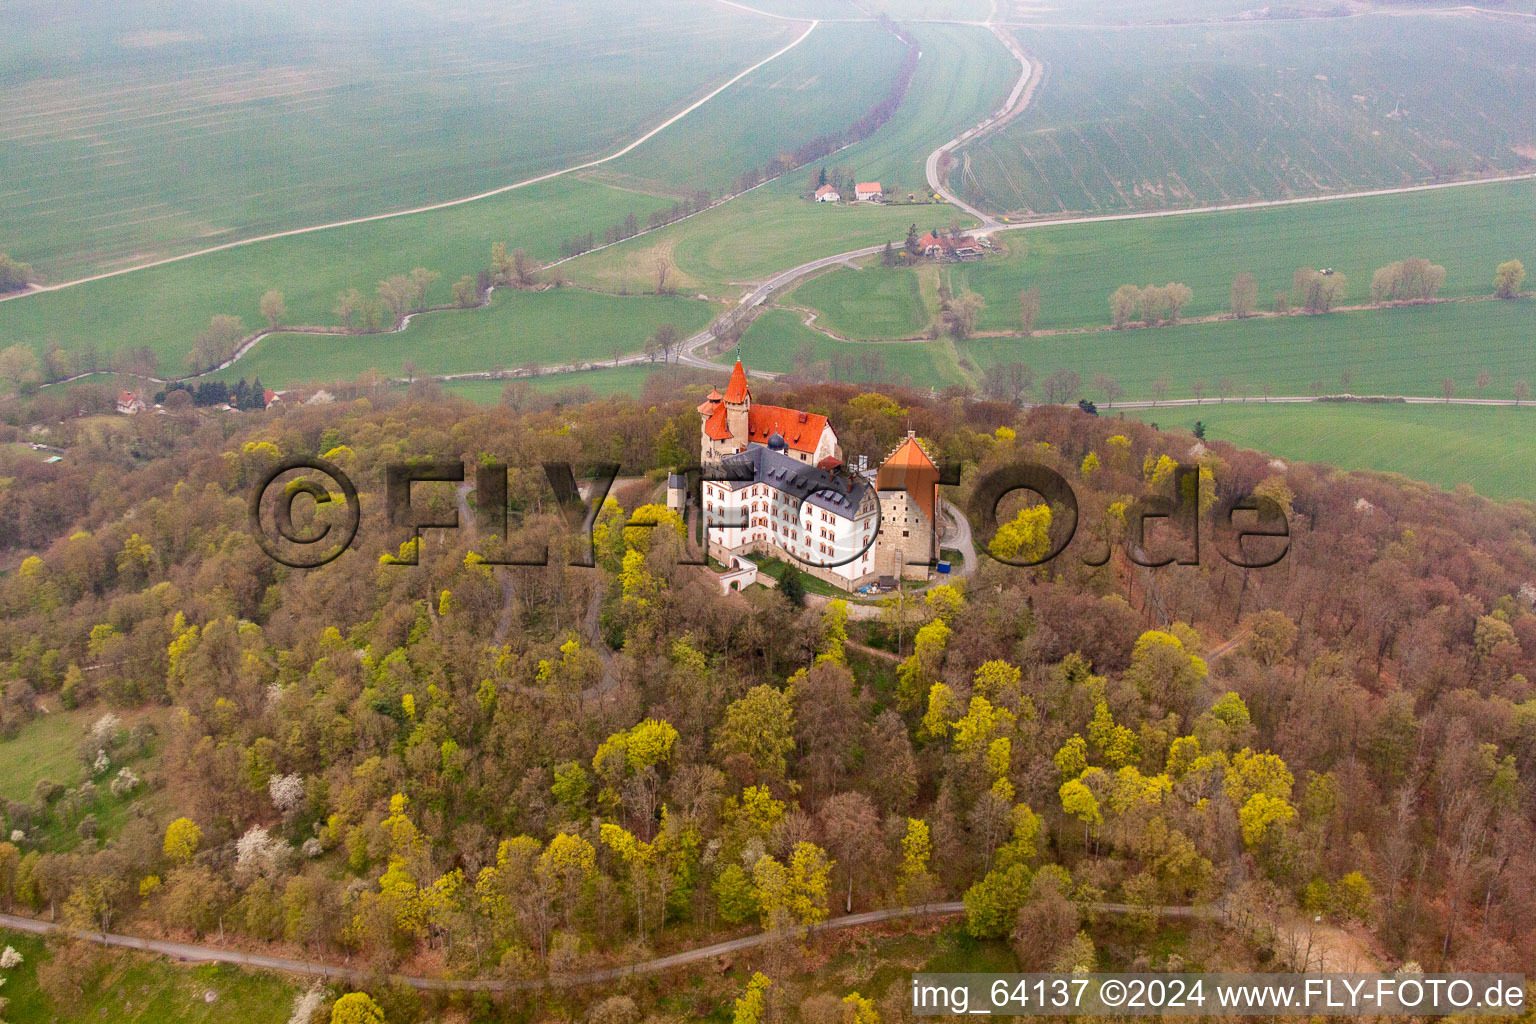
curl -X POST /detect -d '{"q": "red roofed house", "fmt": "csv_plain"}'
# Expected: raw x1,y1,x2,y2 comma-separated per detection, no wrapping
117,391,146,415
854,182,883,202
916,231,986,261
814,184,839,202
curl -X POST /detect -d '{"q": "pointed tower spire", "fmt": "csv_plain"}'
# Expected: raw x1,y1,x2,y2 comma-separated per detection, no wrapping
723,360,750,405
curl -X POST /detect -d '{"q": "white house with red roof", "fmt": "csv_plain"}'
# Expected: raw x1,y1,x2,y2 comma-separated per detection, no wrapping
814,184,839,202
854,181,883,202
116,391,146,415
691,361,937,591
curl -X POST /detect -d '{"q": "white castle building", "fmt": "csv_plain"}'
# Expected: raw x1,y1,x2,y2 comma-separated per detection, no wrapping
677,361,940,592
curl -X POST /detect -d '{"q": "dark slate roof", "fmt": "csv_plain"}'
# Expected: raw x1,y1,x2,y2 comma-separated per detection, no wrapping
712,444,871,519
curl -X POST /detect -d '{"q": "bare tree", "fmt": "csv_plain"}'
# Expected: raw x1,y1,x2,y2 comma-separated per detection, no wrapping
654,254,674,295
1441,378,1455,403
1091,372,1123,408
1229,272,1258,318
1018,286,1041,335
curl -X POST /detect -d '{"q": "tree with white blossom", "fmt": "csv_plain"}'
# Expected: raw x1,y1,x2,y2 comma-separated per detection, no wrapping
269,774,305,817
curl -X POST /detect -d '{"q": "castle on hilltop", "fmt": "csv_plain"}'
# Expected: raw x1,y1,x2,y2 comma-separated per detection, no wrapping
674,360,940,592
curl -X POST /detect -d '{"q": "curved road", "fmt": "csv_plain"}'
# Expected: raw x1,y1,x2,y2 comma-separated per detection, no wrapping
0,900,1218,992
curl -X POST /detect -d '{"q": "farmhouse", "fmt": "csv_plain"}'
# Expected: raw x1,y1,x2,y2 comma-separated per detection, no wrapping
814,184,839,202
116,391,146,415
683,361,939,591
916,231,987,261
854,181,883,202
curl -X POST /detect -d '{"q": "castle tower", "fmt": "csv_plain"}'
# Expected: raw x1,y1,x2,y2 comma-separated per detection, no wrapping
700,361,752,465
874,431,939,580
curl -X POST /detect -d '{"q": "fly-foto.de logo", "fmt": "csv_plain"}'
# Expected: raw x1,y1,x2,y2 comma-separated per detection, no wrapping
247,454,1290,574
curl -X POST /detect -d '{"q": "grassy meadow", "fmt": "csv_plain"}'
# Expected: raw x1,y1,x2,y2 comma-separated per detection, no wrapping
561,22,1015,294
0,0,793,280
1126,401,1536,502
739,307,962,385
777,177,1535,336
214,289,716,388
958,16,1536,216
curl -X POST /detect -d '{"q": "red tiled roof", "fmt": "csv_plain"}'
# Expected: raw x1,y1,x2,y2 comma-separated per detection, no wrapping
118,391,137,404
877,435,939,524
723,361,750,404
696,387,724,414
815,185,838,197
856,182,881,192
747,404,828,453
704,402,733,441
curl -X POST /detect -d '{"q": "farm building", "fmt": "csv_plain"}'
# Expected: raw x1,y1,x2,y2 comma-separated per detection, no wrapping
116,391,146,415
814,184,839,202
854,181,883,201
915,231,987,261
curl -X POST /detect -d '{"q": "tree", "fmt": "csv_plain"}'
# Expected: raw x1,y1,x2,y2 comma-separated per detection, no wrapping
1018,287,1041,335
1164,282,1193,322
1516,379,1530,405
1441,378,1455,403
944,291,984,339
1109,285,1140,329
1091,373,1123,407
334,289,363,330
1139,285,1168,325
1292,268,1346,312
819,792,881,912
982,362,1033,405
0,345,42,394
653,254,673,295
187,314,245,371
733,973,772,1024
377,275,412,326
1229,271,1258,318
1477,370,1491,396
880,241,897,267
513,249,541,288
408,268,440,312
1040,369,1081,405
164,818,202,864
651,323,680,363
0,253,36,293
1494,259,1525,299
331,992,386,1024
451,275,480,308
258,290,286,329
714,685,796,782
905,223,921,256
779,564,807,607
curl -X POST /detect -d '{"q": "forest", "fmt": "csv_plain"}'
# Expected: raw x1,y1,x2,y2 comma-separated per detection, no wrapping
0,375,1532,1021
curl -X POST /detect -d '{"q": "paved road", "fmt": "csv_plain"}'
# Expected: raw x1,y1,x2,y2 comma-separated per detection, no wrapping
0,900,1219,992
924,23,1034,230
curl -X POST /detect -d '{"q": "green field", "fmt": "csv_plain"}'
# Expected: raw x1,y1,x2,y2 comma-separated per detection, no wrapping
563,22,1015,294
810,178,1536,333
958,16,1536,216
215,289,716,388
592,21,908,195
740,307,961,385
0,0,792,280
1126,401,1536,502
0,708,91,803
785,264,930,338
440,364,670,403
965,297,1536,401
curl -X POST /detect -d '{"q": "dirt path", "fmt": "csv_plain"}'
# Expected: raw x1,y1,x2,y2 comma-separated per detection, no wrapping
0,23,821,304
0,900,1222,992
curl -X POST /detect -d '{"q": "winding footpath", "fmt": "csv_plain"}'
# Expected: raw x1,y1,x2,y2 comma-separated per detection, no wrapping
0,901,1219,992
